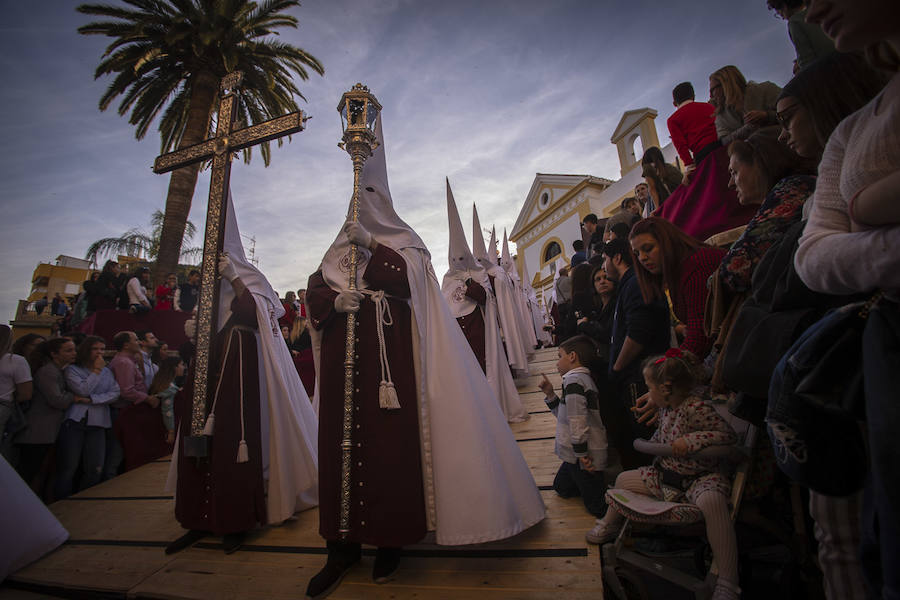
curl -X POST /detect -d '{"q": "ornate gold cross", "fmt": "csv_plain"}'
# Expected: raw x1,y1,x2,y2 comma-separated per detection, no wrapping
153,71,306,457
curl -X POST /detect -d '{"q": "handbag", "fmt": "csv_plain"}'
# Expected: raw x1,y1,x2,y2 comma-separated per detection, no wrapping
766,292,882,496
4,399,28,436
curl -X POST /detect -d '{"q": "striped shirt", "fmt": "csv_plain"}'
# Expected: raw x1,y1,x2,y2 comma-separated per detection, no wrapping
545,367,607,468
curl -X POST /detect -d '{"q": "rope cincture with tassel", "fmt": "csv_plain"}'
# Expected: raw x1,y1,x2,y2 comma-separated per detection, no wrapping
365,289,400,410
202,326,250,463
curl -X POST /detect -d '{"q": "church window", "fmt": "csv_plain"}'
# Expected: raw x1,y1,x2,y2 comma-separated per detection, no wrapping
539,191,550,209
632,134,643,163
544,241,561,262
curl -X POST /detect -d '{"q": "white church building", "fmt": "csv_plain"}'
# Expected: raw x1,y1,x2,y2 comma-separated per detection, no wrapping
508,107,682,305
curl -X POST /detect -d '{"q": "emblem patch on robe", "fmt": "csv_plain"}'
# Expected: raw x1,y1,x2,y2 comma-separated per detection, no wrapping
452,285,466,304
338,249,371,274
268,307,280,337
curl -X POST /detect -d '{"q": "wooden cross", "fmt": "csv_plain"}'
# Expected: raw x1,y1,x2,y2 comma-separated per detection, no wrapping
153,70,306,457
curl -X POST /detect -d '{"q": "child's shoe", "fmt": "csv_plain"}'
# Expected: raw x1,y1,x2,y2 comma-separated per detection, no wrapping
585,519,617,544
711,577,741,600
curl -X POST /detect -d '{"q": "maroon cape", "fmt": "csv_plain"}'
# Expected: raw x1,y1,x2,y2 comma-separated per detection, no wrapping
308,245,426,547
657,146,757,241
456,280,486,374
174,290,266,535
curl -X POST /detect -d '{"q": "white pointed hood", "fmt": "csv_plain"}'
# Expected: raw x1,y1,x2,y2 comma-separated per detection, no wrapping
445,180,483,276
488,226,499,266
311,115,544,544
219,191,282,330
320,117,427,294
500,229,519,283
520,249,535,297
171,191,319,524
442,181,488,319
472,204,490,264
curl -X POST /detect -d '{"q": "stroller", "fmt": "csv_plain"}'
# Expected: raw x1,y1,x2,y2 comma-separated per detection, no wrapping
600,421,758,600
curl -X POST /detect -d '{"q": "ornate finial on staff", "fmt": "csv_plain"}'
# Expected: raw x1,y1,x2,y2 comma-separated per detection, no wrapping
335,84,382,538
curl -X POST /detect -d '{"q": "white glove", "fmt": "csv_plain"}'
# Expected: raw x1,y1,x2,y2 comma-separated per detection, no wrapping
334,291,364,313
218,254,238,281
343,221,372,248
184,318,197,339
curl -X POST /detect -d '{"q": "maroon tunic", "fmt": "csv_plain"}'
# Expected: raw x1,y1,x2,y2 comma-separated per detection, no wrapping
308,245,425,547
174,289,266,535
457,280,486,373
115,403,170,471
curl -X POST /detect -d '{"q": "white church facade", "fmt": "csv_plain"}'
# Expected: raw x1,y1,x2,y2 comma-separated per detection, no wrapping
509,107,682,304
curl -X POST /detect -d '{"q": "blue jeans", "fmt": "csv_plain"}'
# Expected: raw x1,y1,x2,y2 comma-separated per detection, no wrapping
861,302,900,600
55,418,107,498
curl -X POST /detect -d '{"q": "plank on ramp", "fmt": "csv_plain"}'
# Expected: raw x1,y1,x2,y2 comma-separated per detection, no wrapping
74,461,172,499
130,547,601,600
0,589,65,600
510,413,556,440
49,499,182,543
8,544,173,596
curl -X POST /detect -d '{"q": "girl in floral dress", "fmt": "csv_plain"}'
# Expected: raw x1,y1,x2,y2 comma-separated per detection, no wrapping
586,349,741,600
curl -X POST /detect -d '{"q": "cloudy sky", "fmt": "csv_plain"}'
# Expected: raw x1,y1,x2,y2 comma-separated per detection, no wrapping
0,1,795,322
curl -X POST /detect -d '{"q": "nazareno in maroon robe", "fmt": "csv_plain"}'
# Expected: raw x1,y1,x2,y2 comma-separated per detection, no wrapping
456,280,486,374
174,289,266,535
307,244,426,547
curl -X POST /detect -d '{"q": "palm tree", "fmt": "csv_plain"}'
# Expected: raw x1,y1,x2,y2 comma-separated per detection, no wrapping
86,210,202,267
77,0,324,284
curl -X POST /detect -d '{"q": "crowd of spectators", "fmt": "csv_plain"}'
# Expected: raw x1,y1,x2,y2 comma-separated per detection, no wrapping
540,3,898,597
0,323,182,503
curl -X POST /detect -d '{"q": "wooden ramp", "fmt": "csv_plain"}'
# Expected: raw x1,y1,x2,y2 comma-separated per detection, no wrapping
3,347,604,599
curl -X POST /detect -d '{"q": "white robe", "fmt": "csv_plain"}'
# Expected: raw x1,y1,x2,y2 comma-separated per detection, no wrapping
313,117,544,543
408,251,544,543
167,193,318,524
484,264,531,374
441,272,528,423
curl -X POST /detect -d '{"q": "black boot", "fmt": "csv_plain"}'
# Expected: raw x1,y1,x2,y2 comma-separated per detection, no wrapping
372,547,402,584
305,541,361,599
223,531,246,554
165,529,206,555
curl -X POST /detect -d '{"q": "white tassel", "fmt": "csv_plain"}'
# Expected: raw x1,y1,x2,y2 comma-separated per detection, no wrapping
236,440,249,463
379,381,401,410
202,413,215,436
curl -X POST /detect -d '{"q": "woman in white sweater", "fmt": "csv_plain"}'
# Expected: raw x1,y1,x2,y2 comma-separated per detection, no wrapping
794,2,900,599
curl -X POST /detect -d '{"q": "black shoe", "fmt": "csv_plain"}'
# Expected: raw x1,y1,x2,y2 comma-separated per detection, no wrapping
372,547,401,584
165,529,206,555
306,542,361,599
223,531,246,555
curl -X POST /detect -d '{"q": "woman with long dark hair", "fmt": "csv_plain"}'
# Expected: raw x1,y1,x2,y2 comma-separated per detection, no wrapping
12,334,45,374
629,218,724,360
640,146,682,211
777,52,888,165
575,266,617,363
90,260,122,312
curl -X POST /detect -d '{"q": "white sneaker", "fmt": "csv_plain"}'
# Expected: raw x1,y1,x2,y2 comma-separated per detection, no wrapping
585,519,617,545
711,578,741,600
